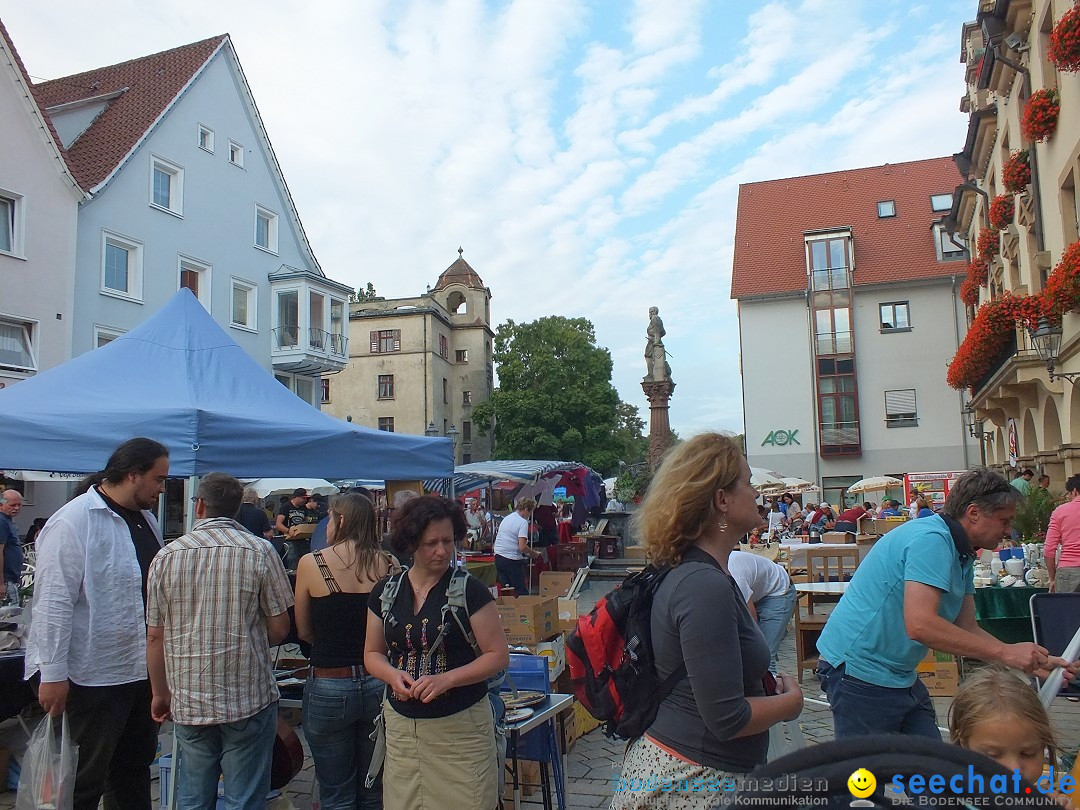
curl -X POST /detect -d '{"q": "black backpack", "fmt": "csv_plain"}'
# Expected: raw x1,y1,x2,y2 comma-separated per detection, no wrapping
565,564,685,739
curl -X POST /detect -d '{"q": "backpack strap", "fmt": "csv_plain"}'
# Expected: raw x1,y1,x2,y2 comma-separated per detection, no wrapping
420,567,477,669
379,567,408,640
312,550,342,594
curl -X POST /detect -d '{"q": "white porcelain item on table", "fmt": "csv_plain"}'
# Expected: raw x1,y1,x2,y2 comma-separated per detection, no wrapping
1011,578,1028,587
990,557,1005,577
1005,559,1025,577
1025,568,1050,587
1000,574,1018,587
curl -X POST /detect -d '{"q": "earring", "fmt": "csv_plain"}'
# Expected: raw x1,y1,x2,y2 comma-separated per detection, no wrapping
717,516,729,532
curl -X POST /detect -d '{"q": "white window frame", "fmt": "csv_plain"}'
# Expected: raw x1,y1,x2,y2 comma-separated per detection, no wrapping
0,188,25,258
228,140,245,167
930,193,953,212
254,205,279,254
197,124,215,153
0,314,37,373
149,155,184,216
100,230,144,301
177,255,212,309
877,200,896,218
93,324,126,348
294,376,315,405
885,389,919,428
230,277,258,332
934,223,967,262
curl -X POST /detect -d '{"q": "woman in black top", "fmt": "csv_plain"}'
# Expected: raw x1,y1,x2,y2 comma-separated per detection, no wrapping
613,433,804,810
364,496,509,810
295,492,397,810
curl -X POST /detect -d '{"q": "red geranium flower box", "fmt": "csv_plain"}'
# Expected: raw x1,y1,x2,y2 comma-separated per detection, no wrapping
989,194,1015,230
1021,88,1060,142
1049,5,1080,72
1001,150,1031,194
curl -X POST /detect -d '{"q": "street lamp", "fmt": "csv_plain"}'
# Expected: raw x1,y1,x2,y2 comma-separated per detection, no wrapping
425,421,438,437
446,423,460,447
962,406,990,467
1028,318,1080,382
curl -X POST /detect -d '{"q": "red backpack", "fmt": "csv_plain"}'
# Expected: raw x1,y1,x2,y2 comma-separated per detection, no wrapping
565,565,686,739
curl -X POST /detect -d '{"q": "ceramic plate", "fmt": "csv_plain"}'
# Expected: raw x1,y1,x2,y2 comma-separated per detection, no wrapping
505,708,535,723
277,677,305,688
504,691,547,709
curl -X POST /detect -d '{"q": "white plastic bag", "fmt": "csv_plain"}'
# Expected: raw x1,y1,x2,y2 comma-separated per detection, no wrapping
16,713,78,810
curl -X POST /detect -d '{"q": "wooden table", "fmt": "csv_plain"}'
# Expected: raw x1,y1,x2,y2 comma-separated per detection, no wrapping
794,581,850,595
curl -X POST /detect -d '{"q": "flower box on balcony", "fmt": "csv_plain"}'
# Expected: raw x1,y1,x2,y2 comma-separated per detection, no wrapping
1001,150,1030,193
1021,89,1060,143
989,194,1015,230
1048,5,1080,73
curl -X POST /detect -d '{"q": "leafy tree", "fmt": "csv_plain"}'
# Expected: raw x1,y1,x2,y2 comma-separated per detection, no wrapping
350,282,379,302
472,316,639,475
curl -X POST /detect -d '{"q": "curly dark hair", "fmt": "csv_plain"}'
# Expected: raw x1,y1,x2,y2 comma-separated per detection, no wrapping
388,495,468,557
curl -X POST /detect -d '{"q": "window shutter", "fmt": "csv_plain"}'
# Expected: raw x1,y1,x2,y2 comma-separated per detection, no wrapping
884,389,917,416
393,329,401,351
370,330,379,353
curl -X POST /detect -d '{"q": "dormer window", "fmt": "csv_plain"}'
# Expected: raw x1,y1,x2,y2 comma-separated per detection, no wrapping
877,200,896,218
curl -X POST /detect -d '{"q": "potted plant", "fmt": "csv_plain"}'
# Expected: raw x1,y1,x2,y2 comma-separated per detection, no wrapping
1012,486,1056,541
1021,88,1061,142
988,194,1015,230
1002,150,1031,193
977,227,1000,263
1048,5,1080,72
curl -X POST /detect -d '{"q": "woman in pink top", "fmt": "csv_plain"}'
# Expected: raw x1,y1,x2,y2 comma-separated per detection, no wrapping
1045,474,1080,593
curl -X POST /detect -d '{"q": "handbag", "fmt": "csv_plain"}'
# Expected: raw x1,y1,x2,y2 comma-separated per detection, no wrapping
16,713,79,810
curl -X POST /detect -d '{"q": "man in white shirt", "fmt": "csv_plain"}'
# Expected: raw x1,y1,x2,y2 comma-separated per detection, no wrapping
726,550,798,673
26,437,169,810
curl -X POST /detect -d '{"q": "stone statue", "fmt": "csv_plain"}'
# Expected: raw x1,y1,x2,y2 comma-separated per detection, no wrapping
644,306,671,382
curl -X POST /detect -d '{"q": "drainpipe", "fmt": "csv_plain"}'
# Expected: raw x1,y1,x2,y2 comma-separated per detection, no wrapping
951,275,971,470
423,313,429,427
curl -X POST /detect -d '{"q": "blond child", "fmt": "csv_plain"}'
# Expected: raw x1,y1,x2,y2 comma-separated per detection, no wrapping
949,666,1075,809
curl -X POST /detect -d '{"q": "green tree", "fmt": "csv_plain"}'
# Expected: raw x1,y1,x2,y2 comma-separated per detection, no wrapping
472,316,635,474
350,282,379,302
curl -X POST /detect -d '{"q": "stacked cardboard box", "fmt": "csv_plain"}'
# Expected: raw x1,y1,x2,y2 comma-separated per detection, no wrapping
916,649,961,696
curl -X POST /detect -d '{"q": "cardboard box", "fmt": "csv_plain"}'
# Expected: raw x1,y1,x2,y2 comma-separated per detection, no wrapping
574,700,602,738
529,633,566,681
868,518,906,536
822,531,855,544
917,649,961,696
560,700,580,752
540,571,575,598
497,596,557,645
623,545,647,560
288,523,317,539
557,597,579,633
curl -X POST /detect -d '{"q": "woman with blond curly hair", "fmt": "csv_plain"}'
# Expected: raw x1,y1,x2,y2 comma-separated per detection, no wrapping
613,433,804,810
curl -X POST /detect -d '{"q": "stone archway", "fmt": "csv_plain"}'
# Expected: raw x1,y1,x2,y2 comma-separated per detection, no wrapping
1022,411,1038,459
1043,396,1064,451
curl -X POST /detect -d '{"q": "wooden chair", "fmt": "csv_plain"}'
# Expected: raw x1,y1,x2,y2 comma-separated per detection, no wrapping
794,608,827,684
804,547,860,615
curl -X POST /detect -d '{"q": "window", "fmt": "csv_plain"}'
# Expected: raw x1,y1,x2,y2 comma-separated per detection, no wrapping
255,206,278,253
463,390,472,405
178,256,211,308
456,349,468,363
94,326,125,348
198,125,214,152
879,302,911,332
817,357,860,455
295,377,314,404
149,156,183,215
877,200,896,218
321,378,330,404
101,231,143,300
439,334,448,359
931,193,953,212
0,191,23,256
934,224,967,261
462,453,472,464
0,318,35,371
229,140,244,167
275,373,291,388
807,235,850,291
378,374,394,399
443,377,448,404
378,417,395,432
370,329,401,353
885,389,918,427
309,292,325,349
330,300,346,355
276,290,299,348
230,279,257,330
462,421,471,442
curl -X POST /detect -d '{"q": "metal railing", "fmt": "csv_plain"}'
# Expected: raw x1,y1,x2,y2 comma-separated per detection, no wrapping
811,268,850,292
272,326,299,349
819,420,861,447
815,331,853,356
329,332,348,356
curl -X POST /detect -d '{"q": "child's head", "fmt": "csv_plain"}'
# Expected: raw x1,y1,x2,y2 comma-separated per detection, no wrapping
948,666,1057,784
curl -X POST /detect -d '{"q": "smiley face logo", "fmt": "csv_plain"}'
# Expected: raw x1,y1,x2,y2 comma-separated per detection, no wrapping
848,768,876,798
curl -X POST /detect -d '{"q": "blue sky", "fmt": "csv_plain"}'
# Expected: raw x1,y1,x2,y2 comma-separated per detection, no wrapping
5,0,974,436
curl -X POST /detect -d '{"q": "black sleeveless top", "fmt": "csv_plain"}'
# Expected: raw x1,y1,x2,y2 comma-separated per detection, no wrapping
308,550,384,668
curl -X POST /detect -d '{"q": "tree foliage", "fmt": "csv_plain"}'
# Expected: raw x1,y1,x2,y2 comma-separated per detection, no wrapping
472,316,644,475
350,282,379,302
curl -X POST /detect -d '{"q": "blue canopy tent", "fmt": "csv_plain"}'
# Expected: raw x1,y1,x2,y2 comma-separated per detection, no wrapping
0,290,453,479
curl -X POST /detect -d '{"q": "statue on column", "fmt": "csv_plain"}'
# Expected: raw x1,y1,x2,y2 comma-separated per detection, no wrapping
644,306,671,382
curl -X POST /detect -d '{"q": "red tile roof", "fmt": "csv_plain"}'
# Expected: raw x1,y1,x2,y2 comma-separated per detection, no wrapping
433,249,487,291
32,35,226,191
731,157,963,299
0,19,69,169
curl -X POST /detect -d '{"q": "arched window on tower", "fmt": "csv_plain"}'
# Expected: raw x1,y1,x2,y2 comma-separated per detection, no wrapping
447,291,466,314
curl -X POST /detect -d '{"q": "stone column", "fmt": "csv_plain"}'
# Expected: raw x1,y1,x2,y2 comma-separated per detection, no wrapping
642,378,676,469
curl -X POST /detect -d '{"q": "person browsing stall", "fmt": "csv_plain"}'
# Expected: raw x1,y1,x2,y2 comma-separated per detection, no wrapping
492,498,541,595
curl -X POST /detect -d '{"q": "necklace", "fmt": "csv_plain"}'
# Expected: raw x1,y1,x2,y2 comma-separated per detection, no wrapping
330,542,354,569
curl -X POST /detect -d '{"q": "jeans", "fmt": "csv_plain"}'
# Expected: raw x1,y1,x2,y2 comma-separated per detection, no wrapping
495,555,529,595
174,701,277,810
303,672,384,810
816,660,941,740
63,679,158,810
755,584,798,674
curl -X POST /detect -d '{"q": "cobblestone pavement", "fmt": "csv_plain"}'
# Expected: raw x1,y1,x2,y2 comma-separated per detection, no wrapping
0,577,1076,808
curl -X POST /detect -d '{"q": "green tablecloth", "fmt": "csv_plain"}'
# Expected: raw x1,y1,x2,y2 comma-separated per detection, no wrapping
466,560,497,586
974,586,1047,643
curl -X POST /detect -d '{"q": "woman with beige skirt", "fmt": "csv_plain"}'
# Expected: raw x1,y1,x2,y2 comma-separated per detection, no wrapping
365,495,510,810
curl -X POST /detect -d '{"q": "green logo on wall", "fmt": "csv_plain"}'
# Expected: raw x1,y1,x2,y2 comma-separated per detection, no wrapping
761,430,800,447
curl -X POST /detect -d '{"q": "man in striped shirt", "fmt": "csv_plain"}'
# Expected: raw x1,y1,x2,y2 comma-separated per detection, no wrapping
146,473,293,809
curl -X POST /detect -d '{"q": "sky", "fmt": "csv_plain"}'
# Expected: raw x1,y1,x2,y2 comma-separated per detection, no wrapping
3,0,975,436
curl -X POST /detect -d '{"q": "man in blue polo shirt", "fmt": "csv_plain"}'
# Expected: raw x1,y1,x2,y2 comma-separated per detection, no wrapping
817,468,1072,739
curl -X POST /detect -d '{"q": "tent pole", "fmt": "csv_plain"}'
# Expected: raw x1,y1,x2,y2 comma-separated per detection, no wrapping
185,476,197,534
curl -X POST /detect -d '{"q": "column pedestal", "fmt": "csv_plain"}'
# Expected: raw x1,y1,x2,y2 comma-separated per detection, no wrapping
642,378,676,469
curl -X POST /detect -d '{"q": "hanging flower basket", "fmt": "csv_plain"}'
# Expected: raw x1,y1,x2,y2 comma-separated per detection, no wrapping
960,277,981,307
1042,239,1080,316
977,227,1000,263
1021,88,1061,142
1002,150,1031,193
988,194,1015,230
1048,5,1080,72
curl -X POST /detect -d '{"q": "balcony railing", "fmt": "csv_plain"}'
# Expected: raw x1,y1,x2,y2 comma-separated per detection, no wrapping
811,268,850,292
816,331,853,356
329,332,348,356
971,327,1039,395
308,328,327,350
820,421,861,456
273,326,299,349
